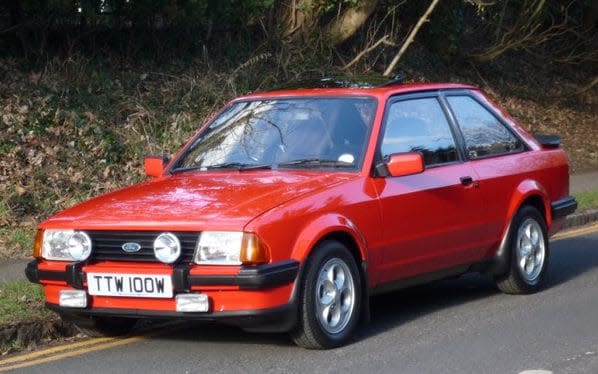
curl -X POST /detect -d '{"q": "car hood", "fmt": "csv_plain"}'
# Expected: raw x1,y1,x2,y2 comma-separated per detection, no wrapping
41,171,358,231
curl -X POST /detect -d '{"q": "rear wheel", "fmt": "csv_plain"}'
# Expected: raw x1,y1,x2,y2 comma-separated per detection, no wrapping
495,205,550,294
63,315,137,337
291,240,362,349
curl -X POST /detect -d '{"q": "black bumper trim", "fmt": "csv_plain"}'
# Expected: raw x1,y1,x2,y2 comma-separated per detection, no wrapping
552,196,578,219
25,260,67,283
187,260,300,289
47,302,297,333
25,259,300,291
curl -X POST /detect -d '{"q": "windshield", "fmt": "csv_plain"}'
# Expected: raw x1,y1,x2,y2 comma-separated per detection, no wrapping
171,97,376,172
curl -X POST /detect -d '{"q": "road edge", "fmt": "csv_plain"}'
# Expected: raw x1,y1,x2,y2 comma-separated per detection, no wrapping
564,209,598,229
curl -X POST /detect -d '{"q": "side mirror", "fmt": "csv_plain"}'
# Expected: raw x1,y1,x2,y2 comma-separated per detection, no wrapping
144,155,168,177
376,152,424,177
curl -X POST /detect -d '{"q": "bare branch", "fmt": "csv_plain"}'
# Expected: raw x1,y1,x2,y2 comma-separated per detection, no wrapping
384,0,441,77
343,35,390,70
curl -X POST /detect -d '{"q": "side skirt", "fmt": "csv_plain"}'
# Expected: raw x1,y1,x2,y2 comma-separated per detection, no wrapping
369,264,471,296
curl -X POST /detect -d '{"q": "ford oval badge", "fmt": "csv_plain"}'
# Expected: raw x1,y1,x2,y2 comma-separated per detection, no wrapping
122,242,142,253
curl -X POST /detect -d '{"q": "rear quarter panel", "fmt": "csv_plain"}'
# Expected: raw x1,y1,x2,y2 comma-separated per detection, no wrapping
472,146,569,258
468,90,571,257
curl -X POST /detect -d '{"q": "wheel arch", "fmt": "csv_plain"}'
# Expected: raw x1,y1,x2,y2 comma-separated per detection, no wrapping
483,179,550,276
289,214,371,324
505,179,552,229
290,213,368,264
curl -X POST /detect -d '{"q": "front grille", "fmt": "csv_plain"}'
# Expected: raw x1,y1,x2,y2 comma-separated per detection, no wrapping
87,231,199,263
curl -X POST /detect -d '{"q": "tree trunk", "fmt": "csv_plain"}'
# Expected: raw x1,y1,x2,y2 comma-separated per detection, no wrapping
326,0,379,45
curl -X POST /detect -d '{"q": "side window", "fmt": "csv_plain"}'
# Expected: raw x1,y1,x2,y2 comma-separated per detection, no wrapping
381,98,459,166
447,96,523,159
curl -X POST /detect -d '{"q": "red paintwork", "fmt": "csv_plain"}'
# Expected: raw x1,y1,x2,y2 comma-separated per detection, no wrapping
35,83,571,315
386,152,425,177
144,156,166,178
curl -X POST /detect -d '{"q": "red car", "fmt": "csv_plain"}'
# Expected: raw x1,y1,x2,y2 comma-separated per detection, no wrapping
26,79,577,349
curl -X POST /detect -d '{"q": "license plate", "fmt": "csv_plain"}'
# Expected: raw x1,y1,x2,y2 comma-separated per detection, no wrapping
87,273,173,298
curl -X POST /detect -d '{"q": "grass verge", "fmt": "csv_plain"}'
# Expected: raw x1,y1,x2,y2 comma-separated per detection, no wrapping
574,190,598,211
0,280,51,325
0,280,78,355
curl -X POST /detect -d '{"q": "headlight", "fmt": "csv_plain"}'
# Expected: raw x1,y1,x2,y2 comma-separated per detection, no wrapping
42,230,92,261
194,232,269,265
153,233,181,263
195,232,243,265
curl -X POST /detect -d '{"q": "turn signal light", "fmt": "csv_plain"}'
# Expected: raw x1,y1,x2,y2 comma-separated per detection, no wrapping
33,229,44,259
240,233,270,265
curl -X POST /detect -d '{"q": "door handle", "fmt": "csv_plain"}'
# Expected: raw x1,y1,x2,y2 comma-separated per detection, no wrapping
460,176,474,186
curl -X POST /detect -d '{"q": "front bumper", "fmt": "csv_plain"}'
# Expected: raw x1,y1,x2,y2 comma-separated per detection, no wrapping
26,259,300,332
25,260,299,291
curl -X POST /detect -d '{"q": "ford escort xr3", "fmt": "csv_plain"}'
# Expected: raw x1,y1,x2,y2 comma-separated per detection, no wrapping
26,80,577,349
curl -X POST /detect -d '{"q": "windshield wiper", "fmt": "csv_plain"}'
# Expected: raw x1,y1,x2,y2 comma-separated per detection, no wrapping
207,162,272,171
170,165,204,174
170,162,271,173
277,158,354,168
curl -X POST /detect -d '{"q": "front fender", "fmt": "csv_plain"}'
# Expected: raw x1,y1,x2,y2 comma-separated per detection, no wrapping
289,213,368,263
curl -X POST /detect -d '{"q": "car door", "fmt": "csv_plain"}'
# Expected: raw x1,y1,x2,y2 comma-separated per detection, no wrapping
371,94,489,284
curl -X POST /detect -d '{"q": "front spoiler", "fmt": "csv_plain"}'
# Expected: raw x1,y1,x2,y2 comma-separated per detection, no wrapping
46,302,297,333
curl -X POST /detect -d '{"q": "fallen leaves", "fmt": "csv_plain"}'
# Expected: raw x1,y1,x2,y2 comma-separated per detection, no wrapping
15,187,26,197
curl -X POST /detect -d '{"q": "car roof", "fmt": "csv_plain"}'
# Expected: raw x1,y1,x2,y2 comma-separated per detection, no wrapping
236,78,478,101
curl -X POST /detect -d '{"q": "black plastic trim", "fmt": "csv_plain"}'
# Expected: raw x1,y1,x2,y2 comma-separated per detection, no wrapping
534,134,561,148
25,260,68,283
47,302,297,332
370,264,470,295
173,264,191,292
25,260,40,283
187,260,300,289
65,262,86,289
552,196,578,218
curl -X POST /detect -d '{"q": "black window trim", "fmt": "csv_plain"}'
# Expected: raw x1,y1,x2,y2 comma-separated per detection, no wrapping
372,91,464,176
439,90,529,161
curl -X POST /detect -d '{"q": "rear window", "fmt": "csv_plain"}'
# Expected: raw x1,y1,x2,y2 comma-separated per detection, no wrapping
447,96,524,159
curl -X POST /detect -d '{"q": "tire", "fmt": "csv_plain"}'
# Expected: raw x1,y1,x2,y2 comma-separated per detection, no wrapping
495,205,550,294
290,240,362,349
63,315,137,337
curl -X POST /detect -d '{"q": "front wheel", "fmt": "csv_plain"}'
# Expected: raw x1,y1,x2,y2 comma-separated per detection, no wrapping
495,205,550,294
291,240,362,349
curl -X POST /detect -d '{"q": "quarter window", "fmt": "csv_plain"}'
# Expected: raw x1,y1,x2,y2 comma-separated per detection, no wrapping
447,96,523,159
381,98,459,166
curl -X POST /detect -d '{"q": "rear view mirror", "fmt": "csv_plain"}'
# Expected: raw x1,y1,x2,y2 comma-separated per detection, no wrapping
144,155,168,177
376,152,424,177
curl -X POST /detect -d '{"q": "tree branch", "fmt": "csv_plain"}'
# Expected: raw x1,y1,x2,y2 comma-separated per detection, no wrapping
343,34,391,70
383,0,441,77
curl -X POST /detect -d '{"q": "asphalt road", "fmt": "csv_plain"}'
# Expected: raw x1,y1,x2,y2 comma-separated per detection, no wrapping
5,229,598,374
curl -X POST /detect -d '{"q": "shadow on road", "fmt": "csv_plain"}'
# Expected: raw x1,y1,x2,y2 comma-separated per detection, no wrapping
545,235,598,287
143,234,597,347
